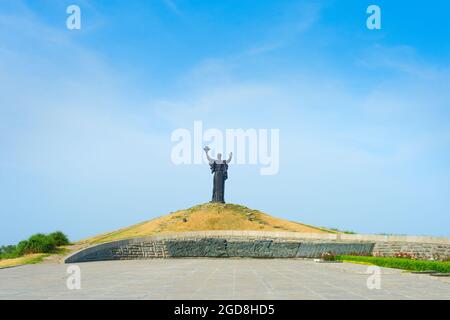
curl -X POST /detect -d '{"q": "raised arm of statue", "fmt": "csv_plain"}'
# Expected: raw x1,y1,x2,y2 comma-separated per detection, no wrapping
226,152,233,164
204,146,214,163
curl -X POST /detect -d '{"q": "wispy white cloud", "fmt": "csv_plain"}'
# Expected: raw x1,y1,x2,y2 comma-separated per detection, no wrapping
1,1,450,241
244,2,322,56
356,44,445,79
162,0,182,16
0,2,173,243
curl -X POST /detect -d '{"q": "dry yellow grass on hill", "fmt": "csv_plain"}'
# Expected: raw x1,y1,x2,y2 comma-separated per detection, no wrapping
0,254,48,269
80,203,334,245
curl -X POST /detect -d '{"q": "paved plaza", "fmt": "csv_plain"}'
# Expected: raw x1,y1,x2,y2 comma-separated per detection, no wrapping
0,259,449,300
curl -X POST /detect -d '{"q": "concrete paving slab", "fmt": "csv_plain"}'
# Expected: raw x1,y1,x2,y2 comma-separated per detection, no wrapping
0,259,449,300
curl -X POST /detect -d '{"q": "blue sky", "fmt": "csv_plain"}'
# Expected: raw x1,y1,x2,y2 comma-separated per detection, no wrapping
1,0,450,245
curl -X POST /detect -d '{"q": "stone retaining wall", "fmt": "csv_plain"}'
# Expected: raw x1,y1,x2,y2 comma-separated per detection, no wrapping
64,231,450,263
373,242,450,260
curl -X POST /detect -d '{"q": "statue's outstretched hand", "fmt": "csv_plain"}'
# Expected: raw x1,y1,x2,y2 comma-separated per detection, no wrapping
204,146,214,163
227,152,233,163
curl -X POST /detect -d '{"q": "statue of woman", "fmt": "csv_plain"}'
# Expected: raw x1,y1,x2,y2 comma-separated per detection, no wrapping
204,146,232,203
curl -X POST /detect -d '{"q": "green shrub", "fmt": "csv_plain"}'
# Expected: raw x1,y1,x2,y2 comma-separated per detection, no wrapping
0,245,16,255
17,234,56,255
15,240,29,256
321,252,336,261
2,231,69,259
48,231,70,246
0,245,20,259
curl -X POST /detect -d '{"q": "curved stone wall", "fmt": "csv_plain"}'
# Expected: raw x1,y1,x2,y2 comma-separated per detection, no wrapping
64,231,450,263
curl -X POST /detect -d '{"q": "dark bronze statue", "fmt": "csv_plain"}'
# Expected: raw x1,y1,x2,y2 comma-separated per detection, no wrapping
204,146,232,203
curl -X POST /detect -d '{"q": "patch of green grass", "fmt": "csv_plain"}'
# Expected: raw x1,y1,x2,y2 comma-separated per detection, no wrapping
24,254,49,265
0,252,20,259
336,255,450,273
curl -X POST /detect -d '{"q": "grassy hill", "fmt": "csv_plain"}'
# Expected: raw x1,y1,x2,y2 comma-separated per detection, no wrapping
81,203,335,245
